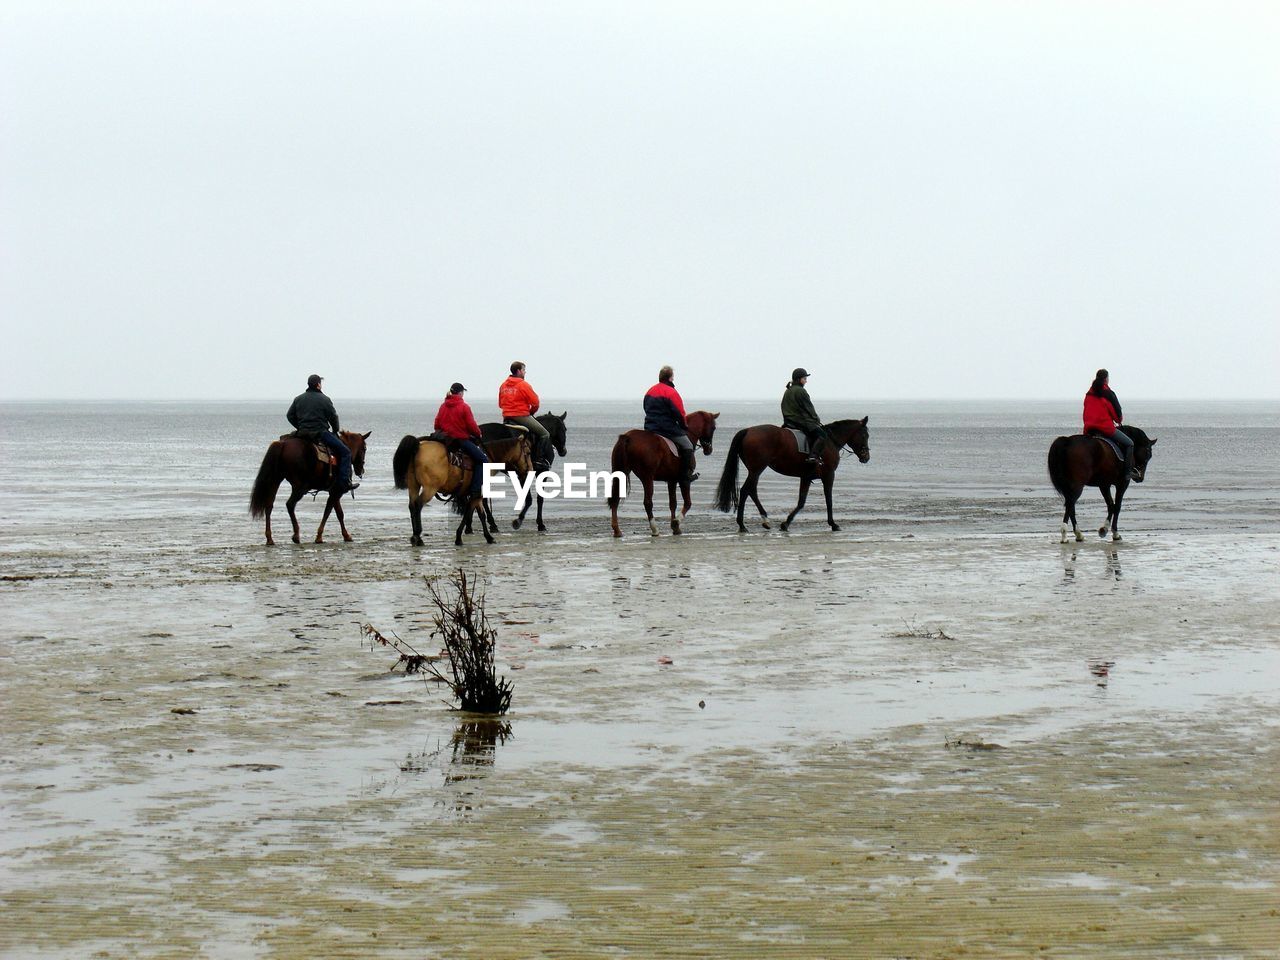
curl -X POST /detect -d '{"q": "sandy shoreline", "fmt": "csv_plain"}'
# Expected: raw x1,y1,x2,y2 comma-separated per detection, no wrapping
2,528,1278,957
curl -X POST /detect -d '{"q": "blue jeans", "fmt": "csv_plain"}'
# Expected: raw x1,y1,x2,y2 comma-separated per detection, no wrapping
1109,428,1134,469
318,431,351,487
456,440,487,496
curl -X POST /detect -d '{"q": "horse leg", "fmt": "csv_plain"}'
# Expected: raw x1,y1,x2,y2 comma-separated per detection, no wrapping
285,486,304,544
1059,488,1080,542
535,492,547,532
263,498,275,546
513,476,530,530
484,497,499,534
747,474,770,530
1099,486,1116,539
334,498,352,542
315,493,336,543
409,483,426,546
642,476,659,536
1111,482,1128,541
822,472,839,531
781,478,812,531
735,469,758,532
668,481,681,534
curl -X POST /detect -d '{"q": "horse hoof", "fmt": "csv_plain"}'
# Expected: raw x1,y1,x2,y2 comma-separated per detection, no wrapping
780,523,790,532
1112,533,1123,542
292,536,300,544
537,524,547,533
1098,527,1107,538
830,523,841,532
737,525,747,533
343,535,353,543
512,519,521,530
265,539,275,547
761,520,771,529
1074,531,1084,542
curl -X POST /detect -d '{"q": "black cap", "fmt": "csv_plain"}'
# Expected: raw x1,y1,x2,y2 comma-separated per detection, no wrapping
791,368,809,381
307,374,323,388
449,382,466,394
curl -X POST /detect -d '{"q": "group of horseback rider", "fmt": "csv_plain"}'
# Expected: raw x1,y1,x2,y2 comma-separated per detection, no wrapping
290,361,831,496
287,364,1132,494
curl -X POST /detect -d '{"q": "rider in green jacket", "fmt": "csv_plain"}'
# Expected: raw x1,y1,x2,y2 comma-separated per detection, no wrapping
781,368,827,464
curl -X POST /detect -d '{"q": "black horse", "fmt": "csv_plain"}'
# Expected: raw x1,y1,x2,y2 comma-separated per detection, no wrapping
478,411,568,532
1048,425,1156,542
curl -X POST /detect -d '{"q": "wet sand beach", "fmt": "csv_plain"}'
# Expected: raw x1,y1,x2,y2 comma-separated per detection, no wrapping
2,401,1278,957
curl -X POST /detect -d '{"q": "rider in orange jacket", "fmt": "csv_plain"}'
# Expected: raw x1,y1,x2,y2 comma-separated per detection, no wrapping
498,361,552,469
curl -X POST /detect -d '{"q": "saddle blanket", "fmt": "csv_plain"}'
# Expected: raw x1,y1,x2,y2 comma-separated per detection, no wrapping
1089,433,1124,461
787,428,810,454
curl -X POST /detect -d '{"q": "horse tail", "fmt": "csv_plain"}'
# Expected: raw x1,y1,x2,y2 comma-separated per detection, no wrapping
713,429,746,512
392,435,420,490
1047,436,1074,502
607,434,630,509
249,442,284,517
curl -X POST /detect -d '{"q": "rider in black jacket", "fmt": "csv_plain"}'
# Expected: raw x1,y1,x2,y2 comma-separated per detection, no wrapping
287,375,358,494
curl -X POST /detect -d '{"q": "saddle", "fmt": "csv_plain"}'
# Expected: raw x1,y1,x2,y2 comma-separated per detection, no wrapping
654,434,679,458
420,432,471,470
279,433,336,467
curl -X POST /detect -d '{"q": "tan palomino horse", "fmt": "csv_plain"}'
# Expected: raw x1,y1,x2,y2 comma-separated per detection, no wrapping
392,434,531,546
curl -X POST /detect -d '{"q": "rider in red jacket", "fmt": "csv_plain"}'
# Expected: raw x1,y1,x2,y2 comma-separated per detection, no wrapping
1082,369,1132,477
434,384,487,496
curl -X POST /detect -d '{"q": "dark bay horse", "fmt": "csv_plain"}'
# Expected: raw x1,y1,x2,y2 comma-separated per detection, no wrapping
392,434,531,546
607,411,718,537
713,418,870,532
1048,425,1156,542
249,431,370,545
479,411,568,532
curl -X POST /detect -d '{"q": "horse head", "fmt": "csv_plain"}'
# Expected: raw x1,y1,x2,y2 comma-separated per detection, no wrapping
539,411,569,458
687,411,719,455
828,417,870,463
341,430,372,478
1119,425,1156,483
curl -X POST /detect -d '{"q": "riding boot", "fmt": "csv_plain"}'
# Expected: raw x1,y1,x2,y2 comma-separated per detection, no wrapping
680,449,699,484
806,437,825,467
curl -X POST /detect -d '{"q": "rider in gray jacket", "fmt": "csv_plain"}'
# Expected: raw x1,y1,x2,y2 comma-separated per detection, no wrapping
287,374,358,493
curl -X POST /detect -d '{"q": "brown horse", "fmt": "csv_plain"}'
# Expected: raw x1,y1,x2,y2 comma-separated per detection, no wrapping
249,431,370,545
713,419,870,532
392,434,532,546
1048,425,1156,542
607,411,718,537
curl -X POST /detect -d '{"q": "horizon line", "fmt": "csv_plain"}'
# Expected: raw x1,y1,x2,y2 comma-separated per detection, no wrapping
2,395,1279,404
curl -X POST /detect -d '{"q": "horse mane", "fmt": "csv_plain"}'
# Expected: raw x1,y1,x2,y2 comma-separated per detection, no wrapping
823,418,864,433
1117,424,1150,445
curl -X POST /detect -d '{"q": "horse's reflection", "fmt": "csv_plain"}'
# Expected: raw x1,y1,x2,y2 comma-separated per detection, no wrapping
1060,546,1122,583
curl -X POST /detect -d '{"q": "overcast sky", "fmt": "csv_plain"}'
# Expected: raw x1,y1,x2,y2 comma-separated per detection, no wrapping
2,1,1276,401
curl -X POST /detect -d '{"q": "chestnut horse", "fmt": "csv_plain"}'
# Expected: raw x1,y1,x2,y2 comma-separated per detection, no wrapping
1048,425,1156,542
249,431,370,545
392,434,531,546
713,418,870,532
607,411,719,537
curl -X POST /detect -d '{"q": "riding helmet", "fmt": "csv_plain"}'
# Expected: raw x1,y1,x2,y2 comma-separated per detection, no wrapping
791,368,809,381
